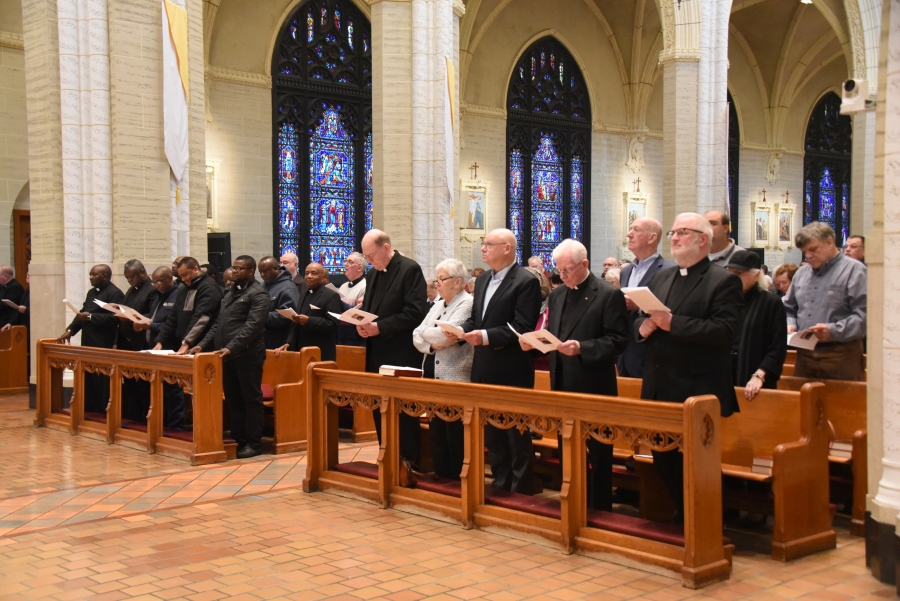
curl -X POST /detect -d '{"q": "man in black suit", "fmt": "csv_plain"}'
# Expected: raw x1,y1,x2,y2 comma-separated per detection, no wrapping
456,228,541,494
358,229,428,467
259,256,300,350
521,239,628,509
617,218,675,377
147,266,186,430
283,262,342,361
635,212,744,521
0,265,25,328
55,265,126,413
119,260,158,422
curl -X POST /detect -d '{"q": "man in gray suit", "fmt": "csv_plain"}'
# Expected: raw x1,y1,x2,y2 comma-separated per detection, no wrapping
617,217,674,377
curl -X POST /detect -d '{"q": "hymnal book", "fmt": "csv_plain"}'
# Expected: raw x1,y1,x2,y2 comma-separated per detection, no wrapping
787,330,819,350
94,300,151,325
379,365,423,377
829,449,852,459
1,299,19,310
140,349,177,355
276,307,299,319
328,308,377,325
435,320,465,338
620,287,671,313
63,299,81,314
507,322,562,354
830,440,853,458
751,456,773,475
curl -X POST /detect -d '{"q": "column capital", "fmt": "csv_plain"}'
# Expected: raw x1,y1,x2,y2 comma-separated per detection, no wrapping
452,0,465,17
658,49,700,64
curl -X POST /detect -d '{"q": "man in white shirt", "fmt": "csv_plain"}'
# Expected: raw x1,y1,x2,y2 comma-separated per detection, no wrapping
705,210,743,267
338,252,367,306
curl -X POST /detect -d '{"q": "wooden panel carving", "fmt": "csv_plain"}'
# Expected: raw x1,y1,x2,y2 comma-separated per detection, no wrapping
203,363,216,384
120,366,154,381
48,358,78,371
324,391,381,410
583,422,683,452
702,413,714,449
160,371,192,388
83,362,114,376
481,410,560,436
396,398,464,421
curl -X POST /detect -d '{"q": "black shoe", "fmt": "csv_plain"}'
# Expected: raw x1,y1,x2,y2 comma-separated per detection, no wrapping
236,445,260,459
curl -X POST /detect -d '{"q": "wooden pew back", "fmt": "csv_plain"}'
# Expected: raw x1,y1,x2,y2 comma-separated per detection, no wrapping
0,325,28,394
334,345,375,441
719,388,803,468
777,376,866,440
262,347,320,454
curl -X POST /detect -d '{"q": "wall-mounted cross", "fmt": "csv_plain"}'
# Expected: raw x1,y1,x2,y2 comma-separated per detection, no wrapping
469,162,479,179
761,188,767,202
784,190,790,203
635,177,641,193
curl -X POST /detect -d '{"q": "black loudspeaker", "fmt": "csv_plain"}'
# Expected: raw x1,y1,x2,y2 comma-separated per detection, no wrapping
747,247,765,265
207,233,231,274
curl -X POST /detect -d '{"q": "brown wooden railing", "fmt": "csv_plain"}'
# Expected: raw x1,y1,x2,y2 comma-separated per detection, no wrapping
34,339,226,465
0,325,28,395
302,362,729,588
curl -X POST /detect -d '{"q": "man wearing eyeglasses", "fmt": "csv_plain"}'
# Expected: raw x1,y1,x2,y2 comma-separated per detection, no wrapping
189,256,271,458
635,212,743,523
359,229,429,472
455,228,541,495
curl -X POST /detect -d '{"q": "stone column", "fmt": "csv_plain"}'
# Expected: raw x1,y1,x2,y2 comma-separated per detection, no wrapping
695,0,729,214
370,0,413,254
851,108,876,236
867,0,900,586
660,55,699,235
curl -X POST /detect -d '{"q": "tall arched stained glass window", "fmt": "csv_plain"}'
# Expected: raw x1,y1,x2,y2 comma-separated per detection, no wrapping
727,92,740,244
272,0,372,271
506,37,591,265
803,92,851,245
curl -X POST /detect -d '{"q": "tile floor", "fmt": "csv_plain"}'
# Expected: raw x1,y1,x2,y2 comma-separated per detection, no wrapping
0,393,892,600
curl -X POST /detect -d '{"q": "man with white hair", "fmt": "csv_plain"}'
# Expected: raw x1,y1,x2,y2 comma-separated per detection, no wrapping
635,212,744,523
520,238,628,510
338,252,367,306
279,251,307,292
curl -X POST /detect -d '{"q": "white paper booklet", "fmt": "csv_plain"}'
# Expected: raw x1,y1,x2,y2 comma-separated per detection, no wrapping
140,349,177,355
325,283,340,293
62,298,81,314
1,299,19,309
620,287,671,313
434,320,465,338
328,307,377,325
507,322,562,354
787,330,819,350
276,307,299,319
94,299,150,324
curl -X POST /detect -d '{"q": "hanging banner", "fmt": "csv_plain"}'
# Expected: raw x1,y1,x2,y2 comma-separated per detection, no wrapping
163,0,189,182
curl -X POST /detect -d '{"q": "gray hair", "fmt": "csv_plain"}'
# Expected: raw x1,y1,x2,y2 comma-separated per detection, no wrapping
795,221,835,248
675,212,713,239
605,267,621,283
346,252,367,267
551,238,588,264
435,258,468,281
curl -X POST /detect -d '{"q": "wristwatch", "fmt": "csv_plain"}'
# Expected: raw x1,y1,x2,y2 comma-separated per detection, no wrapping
752,370,765,383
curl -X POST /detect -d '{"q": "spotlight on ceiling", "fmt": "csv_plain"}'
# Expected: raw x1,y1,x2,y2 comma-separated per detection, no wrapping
800,0,813,4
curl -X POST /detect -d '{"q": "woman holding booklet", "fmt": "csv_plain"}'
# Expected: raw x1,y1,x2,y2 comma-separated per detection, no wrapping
412,258,474,480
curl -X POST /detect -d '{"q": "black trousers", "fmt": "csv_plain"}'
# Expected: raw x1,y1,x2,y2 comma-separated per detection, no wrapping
122,378,150,422
430,417,464,480
485,424,534,495
652,448,684,514
163,382,185,430
556,435,614,511
373,410,422,467
223,346,266,448
83,373,109,414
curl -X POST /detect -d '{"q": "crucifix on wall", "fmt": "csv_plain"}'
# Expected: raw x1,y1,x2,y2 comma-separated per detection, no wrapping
632,177,641,193
469,162,479,180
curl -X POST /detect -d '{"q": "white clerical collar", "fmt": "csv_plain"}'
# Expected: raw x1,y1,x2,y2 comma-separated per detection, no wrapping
679,268,688,276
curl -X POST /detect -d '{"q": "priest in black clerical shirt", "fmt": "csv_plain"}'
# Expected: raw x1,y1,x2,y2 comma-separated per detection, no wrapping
56,265,126,414
519,239,628,511
119,260,158,421
146,266,186,430
635,212,743,522
280,262,342,361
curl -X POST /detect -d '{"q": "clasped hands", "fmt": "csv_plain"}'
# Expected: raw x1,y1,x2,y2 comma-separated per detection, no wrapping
638,310,672,338
356,323,379,338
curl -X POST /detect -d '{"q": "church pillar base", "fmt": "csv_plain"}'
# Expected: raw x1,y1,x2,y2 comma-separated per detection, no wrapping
865,512,898,585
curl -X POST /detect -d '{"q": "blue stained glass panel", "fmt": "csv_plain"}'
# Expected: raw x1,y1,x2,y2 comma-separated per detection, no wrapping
818,167,836,230
365,132,373,231
348,18,354,49
530,134,563,268
309,107,356,272
509,149,525,263
334,4,341,29
841,183,849,242
278,122,300,255
569,155,583,242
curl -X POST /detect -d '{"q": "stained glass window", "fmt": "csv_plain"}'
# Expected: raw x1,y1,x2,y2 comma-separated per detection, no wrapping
273,0,372,264
507,37,591,266
803,92,851,245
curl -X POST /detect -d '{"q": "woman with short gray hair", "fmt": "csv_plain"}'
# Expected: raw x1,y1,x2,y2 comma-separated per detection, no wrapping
412,258,473,480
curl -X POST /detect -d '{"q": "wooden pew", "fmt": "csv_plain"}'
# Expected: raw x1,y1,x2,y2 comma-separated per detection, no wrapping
0,325,28,395
261,347,320,454
335,345,376,441
34,339,227,465
778,375,867,536
304,363,730,588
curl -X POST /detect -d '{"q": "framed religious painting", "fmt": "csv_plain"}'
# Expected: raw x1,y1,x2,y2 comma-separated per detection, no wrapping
750,194,772,248
622,191,647,246
460,180,488,236
775,199,795,250
206,163,219,232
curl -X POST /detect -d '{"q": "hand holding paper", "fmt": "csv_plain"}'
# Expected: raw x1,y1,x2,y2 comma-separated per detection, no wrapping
328,307,377,325
787,330,819,350
434,320,465,339
620,287,670,313
507,322,562,354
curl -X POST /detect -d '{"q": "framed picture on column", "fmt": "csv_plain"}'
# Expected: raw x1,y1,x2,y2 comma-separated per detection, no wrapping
206,163,219,233
775,200,795,250
460,180,488,236
750,196,772,248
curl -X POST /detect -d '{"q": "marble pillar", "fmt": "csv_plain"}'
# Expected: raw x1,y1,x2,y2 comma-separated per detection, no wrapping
851,108,876,237
695,0,729,215
661,56,699,236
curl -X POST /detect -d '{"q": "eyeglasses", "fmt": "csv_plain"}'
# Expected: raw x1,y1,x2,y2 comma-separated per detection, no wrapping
152,279,170,286
557,265,582,276
362,250,379,260
481,242,506,249
437,276,456,284
667,228,704,239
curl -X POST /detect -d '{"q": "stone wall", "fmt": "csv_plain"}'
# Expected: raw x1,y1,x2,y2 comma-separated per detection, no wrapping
0,41,28,268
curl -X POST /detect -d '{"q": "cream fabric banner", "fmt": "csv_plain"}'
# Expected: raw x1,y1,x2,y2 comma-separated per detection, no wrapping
163,0,189,182
444,57,456,211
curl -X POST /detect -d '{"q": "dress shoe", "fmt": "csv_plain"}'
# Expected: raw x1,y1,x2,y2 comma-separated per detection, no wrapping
399,458,418,488
236,445,260,459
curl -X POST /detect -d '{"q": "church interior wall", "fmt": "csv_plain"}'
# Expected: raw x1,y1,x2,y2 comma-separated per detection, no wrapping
0,42,28,269
205,78,274,259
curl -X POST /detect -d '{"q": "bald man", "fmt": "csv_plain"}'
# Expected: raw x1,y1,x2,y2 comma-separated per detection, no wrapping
55,264,126,413
458,228,542,495
283,262,343,361
359,229,428,473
